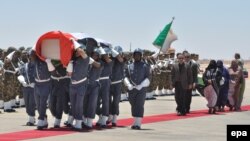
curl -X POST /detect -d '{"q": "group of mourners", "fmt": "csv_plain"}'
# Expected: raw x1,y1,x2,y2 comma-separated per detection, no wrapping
0,39,247,131
202,53,246,114
172,51,246,116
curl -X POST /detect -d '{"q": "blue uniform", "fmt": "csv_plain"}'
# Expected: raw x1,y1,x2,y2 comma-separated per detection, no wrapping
83,61,103,119
70,57,89,120
49,64,69,120
34,59,51,120
125,61,150,117
110,58,124,116
96,60,113,117
19,62,36,117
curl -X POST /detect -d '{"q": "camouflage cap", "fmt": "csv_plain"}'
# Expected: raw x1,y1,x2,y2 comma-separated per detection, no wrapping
167,47,175,54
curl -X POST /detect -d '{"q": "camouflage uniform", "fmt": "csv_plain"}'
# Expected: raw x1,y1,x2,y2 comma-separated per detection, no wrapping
142,50,155,93
0,49,5,101
3,57,21,101
121,52,133,94
2,48,19,101
0,60,4,100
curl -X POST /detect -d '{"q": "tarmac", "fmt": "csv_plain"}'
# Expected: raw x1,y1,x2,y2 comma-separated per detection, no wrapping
0,79,249,141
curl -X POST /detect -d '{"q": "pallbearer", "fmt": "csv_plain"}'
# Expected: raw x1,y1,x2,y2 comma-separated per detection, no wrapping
108,46,125,126
82,48,102,129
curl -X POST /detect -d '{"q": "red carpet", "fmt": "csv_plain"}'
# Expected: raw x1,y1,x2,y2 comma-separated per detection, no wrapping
0,105,250,141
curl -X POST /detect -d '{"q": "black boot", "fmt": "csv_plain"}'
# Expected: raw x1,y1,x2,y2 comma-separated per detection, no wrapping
212,107,216,114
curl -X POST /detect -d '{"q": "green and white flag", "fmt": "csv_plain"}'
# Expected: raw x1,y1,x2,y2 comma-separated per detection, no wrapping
153,21,177,53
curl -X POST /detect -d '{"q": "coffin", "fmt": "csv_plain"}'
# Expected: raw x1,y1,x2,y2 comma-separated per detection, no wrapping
35,31,75,67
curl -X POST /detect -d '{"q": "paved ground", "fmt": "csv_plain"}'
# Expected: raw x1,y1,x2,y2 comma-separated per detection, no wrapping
0,79,249,141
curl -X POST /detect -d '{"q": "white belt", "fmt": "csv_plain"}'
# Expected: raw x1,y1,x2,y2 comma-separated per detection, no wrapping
71,77,87,85
111,80,122,84
23,83,35,88
4,70,16,74
95,79,100,82
99,76,109,80
161,70,168,73
51,75,69,81
35,78,50,83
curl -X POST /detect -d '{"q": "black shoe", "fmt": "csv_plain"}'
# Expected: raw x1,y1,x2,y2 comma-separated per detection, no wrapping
112,123,117,127
181,112,186,116
84,125,93,130
64,121,72,127
100,125,107,128
177,112,182,116
95,123,101,127
26,122,35,126
81,122,87,128
131,125,141,130
54,125,60,128
4,109,16,112
131,125,137,129
37,124,48,130
72,127,82,131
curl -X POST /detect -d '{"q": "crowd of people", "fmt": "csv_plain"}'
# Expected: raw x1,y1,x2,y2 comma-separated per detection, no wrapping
0,41,247,131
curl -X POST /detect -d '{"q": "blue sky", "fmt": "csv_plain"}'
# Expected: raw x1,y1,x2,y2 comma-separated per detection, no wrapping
1,0,250,59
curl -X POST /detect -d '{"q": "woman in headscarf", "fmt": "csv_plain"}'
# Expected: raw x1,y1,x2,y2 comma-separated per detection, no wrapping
227,60,243,111
216,60,230,112
202,60,222,114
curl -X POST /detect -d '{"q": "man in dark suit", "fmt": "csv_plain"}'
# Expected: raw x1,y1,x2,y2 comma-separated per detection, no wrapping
184,52,198,113
171,53,193,116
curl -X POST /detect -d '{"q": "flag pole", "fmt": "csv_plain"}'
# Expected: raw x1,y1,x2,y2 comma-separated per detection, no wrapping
157,17,175,60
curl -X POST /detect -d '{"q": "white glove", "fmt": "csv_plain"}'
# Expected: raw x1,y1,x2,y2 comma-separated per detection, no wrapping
128,84,134,91
29,83,35,88
17,75,27,86
45,59,55,71
135,85,143,90
89,57,95,64
157,62,163,68
98,47,106,55
66,61,73,73
140,78,150,87
124,77,134,90
220,77,225,85
71,38,81,50
22,82,27,87
163,60,169,67
15,68,20,73
151,52,159,59
111,49,119,57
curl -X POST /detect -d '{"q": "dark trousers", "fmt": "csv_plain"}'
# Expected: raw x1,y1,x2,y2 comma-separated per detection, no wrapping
175,82,187,114
63,79,71,115
34,82,51,120
49,79,68,119
96,79,111,116
23,87,36,117
128,88,146,117
109,82,122,115
185,89,192,112
70,81,87,120
83,82,99,119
